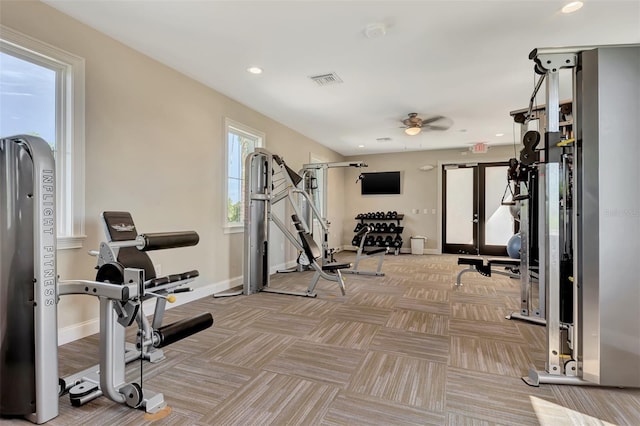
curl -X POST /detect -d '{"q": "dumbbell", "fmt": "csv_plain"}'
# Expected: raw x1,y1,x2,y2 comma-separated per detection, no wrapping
393,235,403,248
365,235,375,246
354,223,363,232
390,211,397,218
388,223,396,233
379,222,388,232
384,236,393,246
375,236,384,246
356,213,364,219
352,236,361,246
374,222,382,231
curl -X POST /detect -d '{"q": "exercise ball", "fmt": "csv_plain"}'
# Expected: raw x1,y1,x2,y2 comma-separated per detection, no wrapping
507,233,521,259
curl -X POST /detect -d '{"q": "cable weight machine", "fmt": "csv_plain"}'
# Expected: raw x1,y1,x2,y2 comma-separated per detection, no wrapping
511,44,640,387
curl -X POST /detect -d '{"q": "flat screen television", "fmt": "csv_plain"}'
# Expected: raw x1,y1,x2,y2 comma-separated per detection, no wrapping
361,171,401,195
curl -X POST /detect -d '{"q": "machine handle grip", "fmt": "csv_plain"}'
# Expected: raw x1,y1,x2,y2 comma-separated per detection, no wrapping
138,231,199,251
154,313,213,348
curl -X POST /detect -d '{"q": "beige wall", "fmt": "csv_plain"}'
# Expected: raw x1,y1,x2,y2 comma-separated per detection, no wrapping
343,145,516,251
1,1,344,331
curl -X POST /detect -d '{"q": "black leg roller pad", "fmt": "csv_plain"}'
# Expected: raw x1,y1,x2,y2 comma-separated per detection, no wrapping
153,313,213,348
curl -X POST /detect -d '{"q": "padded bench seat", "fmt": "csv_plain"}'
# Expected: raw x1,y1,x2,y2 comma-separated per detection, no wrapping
322,262,351,272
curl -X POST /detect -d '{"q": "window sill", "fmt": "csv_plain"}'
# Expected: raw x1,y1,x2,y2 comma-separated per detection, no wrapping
57,235,86,250
223,225,244,234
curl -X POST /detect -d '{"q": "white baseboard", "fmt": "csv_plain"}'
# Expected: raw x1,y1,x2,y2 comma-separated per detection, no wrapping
270,260,298,275
58,275,242,345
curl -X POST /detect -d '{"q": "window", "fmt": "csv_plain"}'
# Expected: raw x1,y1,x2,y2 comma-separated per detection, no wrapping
1,25,85,249
223,118,264,232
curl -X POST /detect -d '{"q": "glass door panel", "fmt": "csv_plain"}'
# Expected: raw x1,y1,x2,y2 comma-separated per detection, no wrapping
443,166,478,254
479,163,514,256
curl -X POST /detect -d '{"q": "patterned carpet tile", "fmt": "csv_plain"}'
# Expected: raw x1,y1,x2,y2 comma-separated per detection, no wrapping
347,351,447,412
281,297,339,318
263,339,365,387
451,302,511,323
322,391,446,425
345,291,401,309
200,371,340,425
550,385,640,425
403,286,450,302
370,327,450,364
396,297,451,315
385,308,449,336
205,329,295,369
143,360,255,414
446,366,557,424
448,318,526,343
330,302,394,325
306,318,381,350
449,335,533,377
209,305,271,331
246,311,321,337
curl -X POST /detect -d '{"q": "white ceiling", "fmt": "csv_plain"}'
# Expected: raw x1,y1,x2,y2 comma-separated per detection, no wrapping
44,0,640,156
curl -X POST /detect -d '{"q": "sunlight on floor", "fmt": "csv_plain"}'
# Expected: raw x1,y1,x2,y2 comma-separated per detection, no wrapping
530,395,614,426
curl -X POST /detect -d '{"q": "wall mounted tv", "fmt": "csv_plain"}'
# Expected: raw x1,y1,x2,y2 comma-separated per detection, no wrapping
361,171,401,195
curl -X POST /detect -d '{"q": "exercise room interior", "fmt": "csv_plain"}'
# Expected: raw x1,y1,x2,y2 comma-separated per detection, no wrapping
1,1,639,425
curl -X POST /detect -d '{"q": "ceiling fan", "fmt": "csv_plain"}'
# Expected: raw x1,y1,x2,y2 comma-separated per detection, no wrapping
401,113,451,136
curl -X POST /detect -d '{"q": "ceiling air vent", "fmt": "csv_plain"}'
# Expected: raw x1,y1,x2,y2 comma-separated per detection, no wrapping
309,72,343,86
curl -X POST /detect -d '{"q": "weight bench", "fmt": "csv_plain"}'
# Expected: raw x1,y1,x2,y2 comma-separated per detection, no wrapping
344,225,387,276
291,215,351,297
456,256,520,286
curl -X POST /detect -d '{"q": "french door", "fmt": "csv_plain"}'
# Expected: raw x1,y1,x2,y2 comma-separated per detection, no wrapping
442,162,514,256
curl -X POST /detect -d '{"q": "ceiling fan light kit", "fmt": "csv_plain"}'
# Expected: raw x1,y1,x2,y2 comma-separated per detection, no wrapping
405,126,422,136
401,112,451,136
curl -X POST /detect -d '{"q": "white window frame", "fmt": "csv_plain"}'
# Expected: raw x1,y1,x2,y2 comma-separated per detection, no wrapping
223,117,264,233
1,25,86,249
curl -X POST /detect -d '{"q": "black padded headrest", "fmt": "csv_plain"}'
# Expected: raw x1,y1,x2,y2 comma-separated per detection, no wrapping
100,211,155,280
102,211,137,242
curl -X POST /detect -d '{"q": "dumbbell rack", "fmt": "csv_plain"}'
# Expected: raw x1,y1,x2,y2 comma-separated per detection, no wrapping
353,212,404,255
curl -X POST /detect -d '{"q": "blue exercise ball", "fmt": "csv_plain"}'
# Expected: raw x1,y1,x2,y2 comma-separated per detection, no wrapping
507,233,521,259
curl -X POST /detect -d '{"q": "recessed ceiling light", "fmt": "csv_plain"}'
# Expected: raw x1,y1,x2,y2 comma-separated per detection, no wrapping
496,133,505,137
247,66,263,74
358,144,365,148
364,23,387,39
562,1,583,14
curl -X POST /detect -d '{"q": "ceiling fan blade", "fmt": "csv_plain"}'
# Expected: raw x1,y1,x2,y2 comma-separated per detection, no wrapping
425,124,450,131
421,115,445,125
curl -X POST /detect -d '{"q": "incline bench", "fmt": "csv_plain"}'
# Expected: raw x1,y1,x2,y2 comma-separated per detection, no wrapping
456,256,520,286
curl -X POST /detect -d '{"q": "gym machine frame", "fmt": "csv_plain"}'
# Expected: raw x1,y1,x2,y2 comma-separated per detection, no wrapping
218,148,348,298
299,160,367,266
1,135,212,423
503,100,575,326
517,44,640,387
